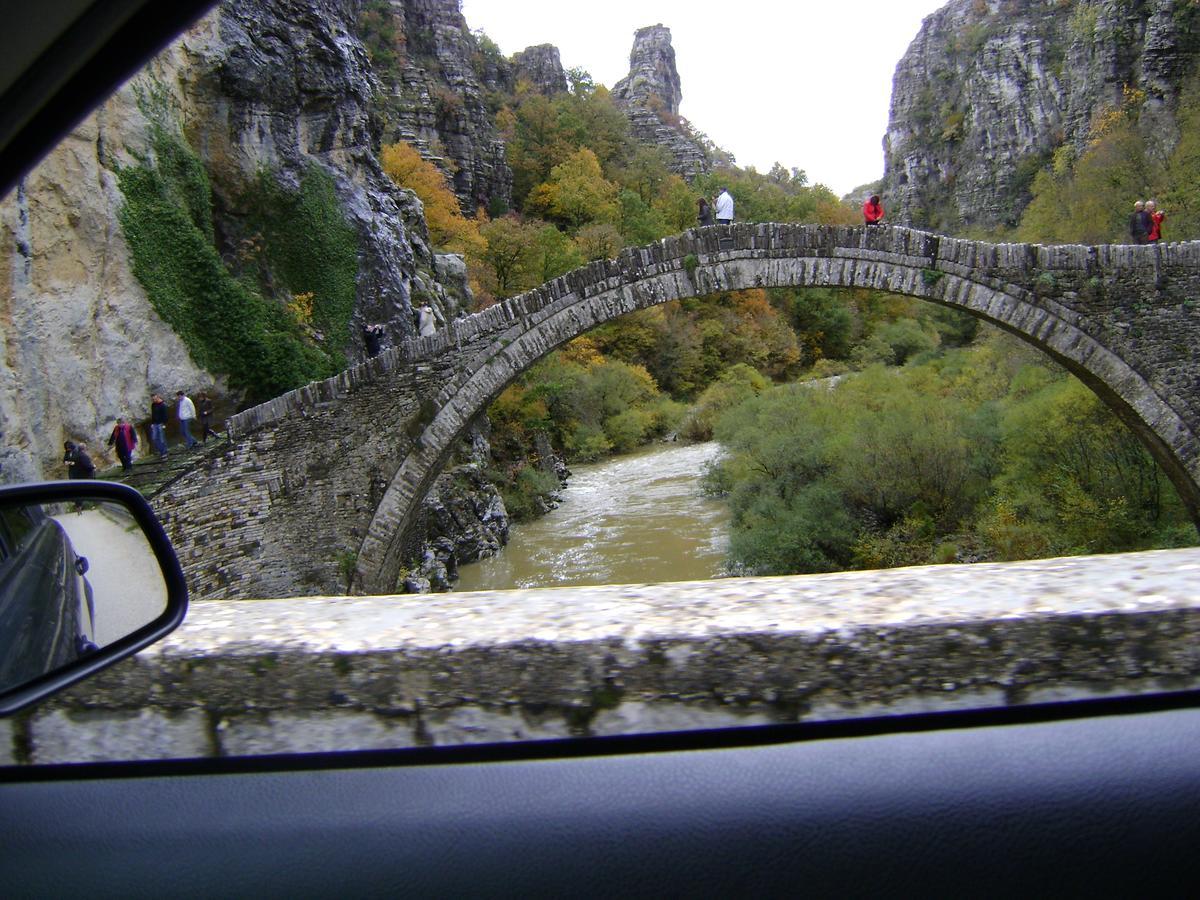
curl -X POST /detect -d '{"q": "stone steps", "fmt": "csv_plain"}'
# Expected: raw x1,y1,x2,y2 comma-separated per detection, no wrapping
97,435,229,497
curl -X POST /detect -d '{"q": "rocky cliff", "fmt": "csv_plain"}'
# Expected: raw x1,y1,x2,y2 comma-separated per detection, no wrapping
0,0,470,481
612,25,714,176
0,20,224,483
356,0,512,213
881,0,1200,230
511,44,569,96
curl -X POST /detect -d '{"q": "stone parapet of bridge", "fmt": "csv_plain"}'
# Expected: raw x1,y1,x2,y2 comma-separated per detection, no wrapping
5,549,1200,764
152,225,1200,601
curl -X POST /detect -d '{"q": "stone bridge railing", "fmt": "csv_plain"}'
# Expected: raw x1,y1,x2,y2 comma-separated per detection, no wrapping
149,225,1200,601
5,549,1199,764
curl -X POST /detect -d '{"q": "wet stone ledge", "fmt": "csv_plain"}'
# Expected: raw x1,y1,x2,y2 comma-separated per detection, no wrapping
7,548,1200,764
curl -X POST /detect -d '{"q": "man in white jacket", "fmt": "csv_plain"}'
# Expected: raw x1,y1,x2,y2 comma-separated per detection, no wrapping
715,187,734,225
176,390,199,450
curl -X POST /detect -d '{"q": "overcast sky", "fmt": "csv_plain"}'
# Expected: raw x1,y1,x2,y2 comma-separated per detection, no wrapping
459,0,947,196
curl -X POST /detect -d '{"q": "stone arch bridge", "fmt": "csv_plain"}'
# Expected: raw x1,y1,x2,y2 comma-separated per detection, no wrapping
150,224,1200,600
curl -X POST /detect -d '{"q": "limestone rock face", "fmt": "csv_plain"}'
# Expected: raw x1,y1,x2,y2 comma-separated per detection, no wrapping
882,0,1200,230
209,0,443,343
612,24,683,115
611,24,713,176
405,465,510,592
368,0,512,213
512,44,569,96
0,29,221,482
0,0,461,480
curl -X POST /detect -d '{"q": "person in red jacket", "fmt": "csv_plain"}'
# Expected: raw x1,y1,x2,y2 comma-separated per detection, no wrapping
107,417,138,472
863,195,885,225
1147,200,1165,242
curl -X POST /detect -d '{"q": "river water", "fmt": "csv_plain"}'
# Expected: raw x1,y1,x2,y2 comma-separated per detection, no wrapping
454,441,731,591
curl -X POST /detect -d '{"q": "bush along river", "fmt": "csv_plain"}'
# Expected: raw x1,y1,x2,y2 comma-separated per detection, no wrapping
454,442,730,591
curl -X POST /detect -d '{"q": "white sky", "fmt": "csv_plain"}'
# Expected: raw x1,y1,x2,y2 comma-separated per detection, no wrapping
459,0,947,197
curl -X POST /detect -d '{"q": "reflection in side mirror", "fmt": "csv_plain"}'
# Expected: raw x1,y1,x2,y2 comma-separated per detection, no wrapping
0,481,187,715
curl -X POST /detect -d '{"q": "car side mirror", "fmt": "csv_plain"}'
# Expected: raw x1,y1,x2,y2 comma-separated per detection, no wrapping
0,480,187,715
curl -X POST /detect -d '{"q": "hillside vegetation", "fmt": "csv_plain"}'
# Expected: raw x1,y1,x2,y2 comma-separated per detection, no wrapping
1015,80,1200,244
383,38,1196,567
381,68,856,518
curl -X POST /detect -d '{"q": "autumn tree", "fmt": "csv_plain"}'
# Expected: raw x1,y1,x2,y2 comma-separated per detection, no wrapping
380,142,484,255
532,147,619,230
656,175,702,233
574,222,624,261
478,215,541,298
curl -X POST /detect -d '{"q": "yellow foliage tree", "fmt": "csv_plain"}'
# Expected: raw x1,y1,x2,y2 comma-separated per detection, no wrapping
542,147,619,229
380,142,485,255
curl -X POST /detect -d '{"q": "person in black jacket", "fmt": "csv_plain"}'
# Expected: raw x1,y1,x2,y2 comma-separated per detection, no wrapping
198,392,219,443
149,393,169,458
62,442,95,479
1129,200,1151,245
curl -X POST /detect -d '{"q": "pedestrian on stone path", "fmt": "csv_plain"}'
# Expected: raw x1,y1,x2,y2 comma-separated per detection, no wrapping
176,390,198,450
1130,200,1151,245
63,441,95,479
1147,200,1165,243
198,391,219,443
715,186,734,225
107,417,138,472
863,194,885,225
149,393,168,458
698,197,714,227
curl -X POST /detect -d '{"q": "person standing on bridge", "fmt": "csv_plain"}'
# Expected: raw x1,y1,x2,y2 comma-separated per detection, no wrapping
198,392,218,443
416,304,438,337
715,187,734,225
863,195,885,225
698,197,714,227
176,390,198,450
1130,200,1150,245
149,393,169,458
107,417,138,472
1147,200,1165,243
363,323,383,358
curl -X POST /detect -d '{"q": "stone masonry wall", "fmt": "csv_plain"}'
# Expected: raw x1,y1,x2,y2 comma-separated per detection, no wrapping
152,225,1200,601
5,548,1199,764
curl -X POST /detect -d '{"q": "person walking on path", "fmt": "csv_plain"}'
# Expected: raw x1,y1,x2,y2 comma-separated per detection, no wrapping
697,197,714,227
715,187,734,225
149,393,168,458
1130,200,1150,244
863,194,885,225
63,441,95,479
198,392,218,443
107,417,138,472
1147,200,1165,243
176,390,198,450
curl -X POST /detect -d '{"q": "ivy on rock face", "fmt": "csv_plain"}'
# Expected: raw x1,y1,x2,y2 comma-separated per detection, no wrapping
244,165,360,369
117,128,356,400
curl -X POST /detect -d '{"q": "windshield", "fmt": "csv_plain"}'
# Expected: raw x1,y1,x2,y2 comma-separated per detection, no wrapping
2,0,1198,766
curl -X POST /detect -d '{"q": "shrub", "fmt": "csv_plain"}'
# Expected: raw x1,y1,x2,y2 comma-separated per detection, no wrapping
492,465,562,522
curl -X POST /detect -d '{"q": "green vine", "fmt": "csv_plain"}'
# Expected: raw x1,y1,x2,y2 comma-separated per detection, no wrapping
117,124,358,401
244,165,360,366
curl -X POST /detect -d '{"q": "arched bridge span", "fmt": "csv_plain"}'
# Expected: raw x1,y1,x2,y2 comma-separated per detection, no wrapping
151,225,1200,599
